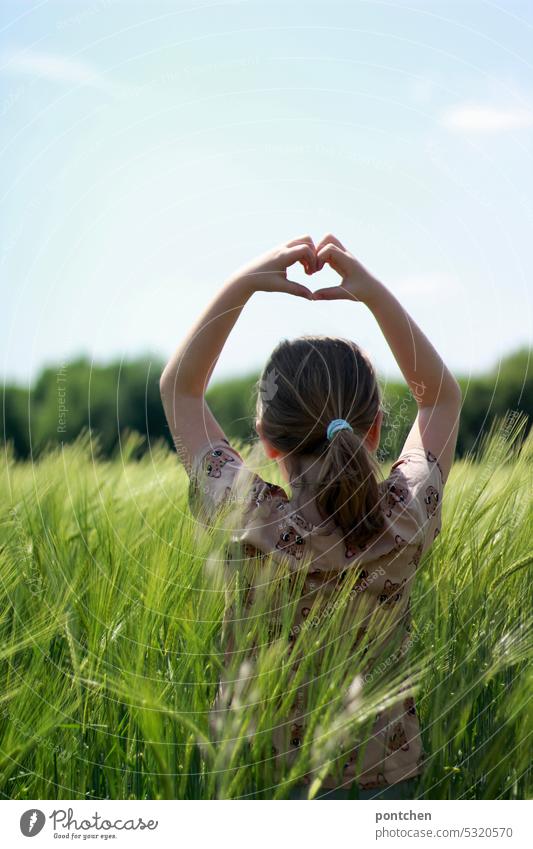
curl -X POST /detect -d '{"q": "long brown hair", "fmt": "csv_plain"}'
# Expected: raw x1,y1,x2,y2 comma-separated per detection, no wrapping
256,336,384,546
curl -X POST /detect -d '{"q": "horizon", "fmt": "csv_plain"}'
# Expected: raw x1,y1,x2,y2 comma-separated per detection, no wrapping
2,341,530,392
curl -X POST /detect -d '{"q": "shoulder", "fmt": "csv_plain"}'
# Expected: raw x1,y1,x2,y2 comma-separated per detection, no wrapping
190,438,292,524
191,438,242,479
379,447,444,546
189,438,244,517
385,447,444,504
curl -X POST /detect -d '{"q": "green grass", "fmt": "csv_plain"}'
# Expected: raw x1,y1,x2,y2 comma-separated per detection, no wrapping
0,414,531,800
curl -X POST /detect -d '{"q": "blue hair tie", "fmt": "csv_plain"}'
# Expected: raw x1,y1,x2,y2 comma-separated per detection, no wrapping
326,418,353,440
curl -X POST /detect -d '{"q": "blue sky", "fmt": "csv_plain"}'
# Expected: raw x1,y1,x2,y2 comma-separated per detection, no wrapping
1,0,532,387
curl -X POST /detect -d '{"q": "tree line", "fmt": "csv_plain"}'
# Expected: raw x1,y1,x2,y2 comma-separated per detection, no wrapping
2,348,530,462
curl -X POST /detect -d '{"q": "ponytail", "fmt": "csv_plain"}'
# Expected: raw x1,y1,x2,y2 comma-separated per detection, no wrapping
315,428,384,546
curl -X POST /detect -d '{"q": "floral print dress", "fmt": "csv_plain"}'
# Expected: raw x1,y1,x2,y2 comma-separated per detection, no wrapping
190,439,444,791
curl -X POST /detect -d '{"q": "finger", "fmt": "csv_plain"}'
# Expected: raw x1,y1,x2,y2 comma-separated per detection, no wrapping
282,243,317,274
285,234,316,250
315,233,346,253
316,243,345,272
284,236,316,274
312,286,356,301
284,280,314,300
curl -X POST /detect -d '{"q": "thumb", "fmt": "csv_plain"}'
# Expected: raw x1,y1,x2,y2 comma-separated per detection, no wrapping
284,279,314,300
312,286,356,301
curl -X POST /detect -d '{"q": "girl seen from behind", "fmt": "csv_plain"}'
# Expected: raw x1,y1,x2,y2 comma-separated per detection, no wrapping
160,233,461,799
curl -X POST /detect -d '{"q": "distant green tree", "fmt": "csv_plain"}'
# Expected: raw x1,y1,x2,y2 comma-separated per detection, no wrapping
4,357,168,459
206,373,258,444
2,349,531,460
2,385,31,457
457,348,532,455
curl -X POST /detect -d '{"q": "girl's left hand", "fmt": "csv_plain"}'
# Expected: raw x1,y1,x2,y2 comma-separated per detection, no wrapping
229,236,317,300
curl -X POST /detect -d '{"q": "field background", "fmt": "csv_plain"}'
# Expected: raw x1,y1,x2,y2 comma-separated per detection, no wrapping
1,411,531,800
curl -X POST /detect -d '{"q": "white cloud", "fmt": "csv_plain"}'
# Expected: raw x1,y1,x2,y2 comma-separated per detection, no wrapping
1,49,131,97
441,104,533,133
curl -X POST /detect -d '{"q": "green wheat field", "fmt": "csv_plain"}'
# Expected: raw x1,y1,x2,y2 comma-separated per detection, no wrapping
1,413,531,800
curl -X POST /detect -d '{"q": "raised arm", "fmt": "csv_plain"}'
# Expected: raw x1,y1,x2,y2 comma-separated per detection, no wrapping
313,234,461,481
159,237,317,471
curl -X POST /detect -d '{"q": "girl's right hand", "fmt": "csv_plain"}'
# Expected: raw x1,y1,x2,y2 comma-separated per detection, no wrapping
229,236,317,300
312,234,382,304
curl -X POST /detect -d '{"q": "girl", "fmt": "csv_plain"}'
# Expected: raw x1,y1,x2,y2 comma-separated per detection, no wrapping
160,233,461,799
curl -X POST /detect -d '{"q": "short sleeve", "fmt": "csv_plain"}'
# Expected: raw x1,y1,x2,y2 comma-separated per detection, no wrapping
383,446,444,555
188,438,289,527
189,438,245,518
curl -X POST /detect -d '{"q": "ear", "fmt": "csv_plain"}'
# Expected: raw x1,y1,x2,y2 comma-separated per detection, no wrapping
365,408,383,452
255,418,282,459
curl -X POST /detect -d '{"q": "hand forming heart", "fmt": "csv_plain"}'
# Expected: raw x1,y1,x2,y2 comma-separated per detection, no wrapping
231,234,381,303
